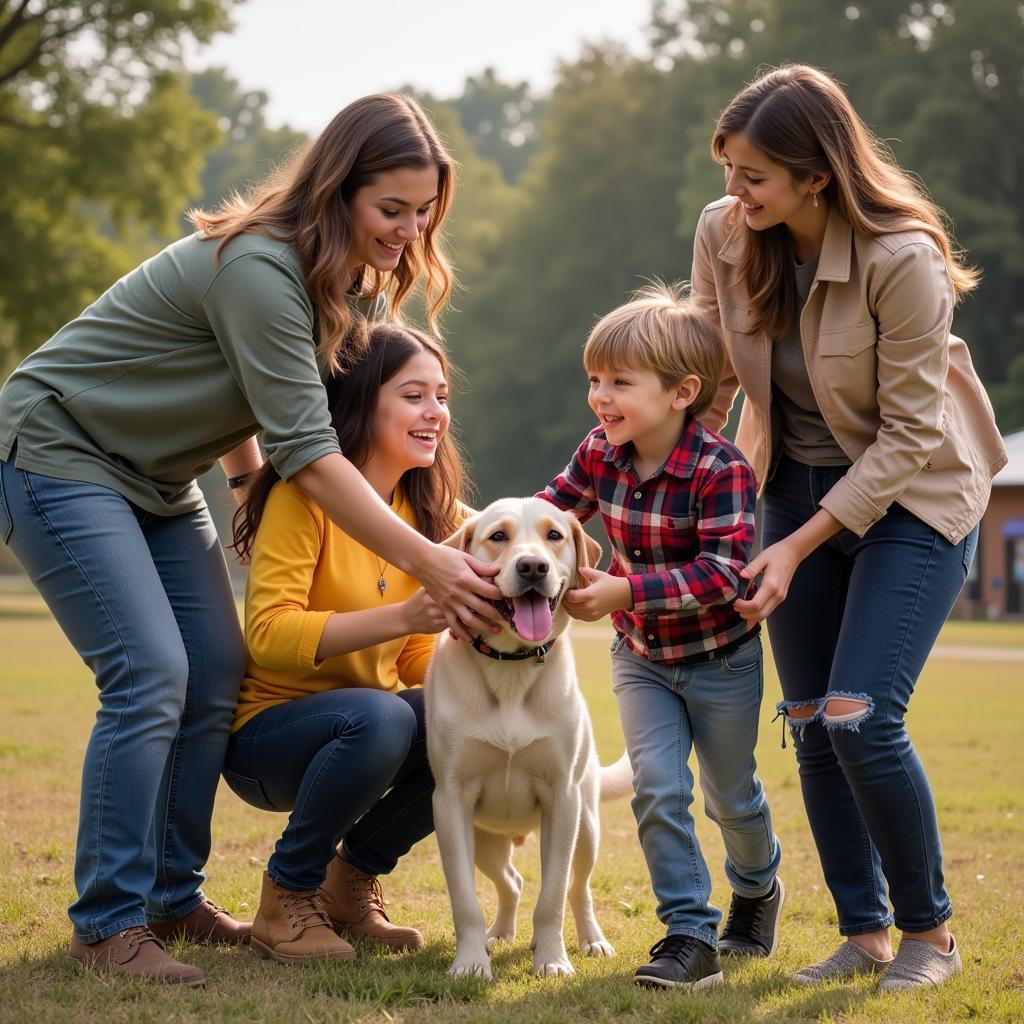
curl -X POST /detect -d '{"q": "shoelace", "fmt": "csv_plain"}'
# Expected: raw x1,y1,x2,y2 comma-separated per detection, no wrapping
722,893,766,943
119,925,164,950
350,874,390,917
280,891,332,931
648,933,700,964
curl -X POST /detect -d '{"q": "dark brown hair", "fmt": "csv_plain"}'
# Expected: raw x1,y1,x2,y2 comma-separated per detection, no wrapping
190,93,455,373
231,323,468,561
712,64,978,338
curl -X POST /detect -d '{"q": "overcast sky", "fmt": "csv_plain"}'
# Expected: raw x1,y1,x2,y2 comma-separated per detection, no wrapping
185,0,654,133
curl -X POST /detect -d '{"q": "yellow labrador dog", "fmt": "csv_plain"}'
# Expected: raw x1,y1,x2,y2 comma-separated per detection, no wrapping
425,497,631,979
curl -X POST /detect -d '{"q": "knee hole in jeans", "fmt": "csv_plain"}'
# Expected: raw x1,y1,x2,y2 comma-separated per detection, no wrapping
822,694,874,732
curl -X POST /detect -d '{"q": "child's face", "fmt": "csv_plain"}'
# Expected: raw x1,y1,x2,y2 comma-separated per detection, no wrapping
586,365,697,459
370,348,450,477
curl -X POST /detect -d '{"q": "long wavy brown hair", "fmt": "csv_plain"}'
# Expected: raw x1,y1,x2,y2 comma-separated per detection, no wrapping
712,64,978,339
231,323,469,562
189,93,455,372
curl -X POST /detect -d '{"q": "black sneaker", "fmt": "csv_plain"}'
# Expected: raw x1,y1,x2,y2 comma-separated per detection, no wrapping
633,934,723,989
717,877,785,958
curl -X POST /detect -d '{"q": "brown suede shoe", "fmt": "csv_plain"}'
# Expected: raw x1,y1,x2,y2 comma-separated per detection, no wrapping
148,899,252,946
68,925,206,986
318,853,424,952
249,871,355,964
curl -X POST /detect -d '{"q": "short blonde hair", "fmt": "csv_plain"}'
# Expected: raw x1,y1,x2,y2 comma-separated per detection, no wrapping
584,281,724,419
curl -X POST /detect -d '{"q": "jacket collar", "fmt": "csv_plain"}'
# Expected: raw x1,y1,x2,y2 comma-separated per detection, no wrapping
716,201,852,283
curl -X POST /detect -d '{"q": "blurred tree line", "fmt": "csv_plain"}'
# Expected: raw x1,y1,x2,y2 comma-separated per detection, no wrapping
1,0,1022,511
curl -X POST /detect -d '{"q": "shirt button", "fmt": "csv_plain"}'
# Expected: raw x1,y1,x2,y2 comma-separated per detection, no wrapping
634,549,642,557
634,490,643,499
647,633,655,641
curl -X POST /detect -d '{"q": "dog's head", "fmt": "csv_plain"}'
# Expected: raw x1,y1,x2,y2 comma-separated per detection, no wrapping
446,497,602,647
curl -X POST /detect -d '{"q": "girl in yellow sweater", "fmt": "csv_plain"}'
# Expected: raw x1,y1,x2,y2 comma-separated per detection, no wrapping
224,323,467,963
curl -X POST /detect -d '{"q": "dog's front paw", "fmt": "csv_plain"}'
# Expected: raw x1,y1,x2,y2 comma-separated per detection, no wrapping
581,938,615,957
448,952,493,980
533,956,576,977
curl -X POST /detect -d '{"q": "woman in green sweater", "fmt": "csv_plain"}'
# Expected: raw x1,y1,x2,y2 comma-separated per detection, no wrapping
0,93,499,986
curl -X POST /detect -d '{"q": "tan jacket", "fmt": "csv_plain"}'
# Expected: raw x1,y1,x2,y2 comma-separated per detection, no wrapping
692,196,1007,545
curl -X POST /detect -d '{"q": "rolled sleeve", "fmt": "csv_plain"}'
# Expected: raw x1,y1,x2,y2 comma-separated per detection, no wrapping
201,250,342,480
819,242,951,535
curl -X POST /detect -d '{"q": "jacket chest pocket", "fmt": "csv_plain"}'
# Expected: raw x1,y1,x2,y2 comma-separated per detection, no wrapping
814,319,878,407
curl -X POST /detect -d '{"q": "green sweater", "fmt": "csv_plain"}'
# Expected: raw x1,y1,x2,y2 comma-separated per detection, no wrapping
0,232,379,516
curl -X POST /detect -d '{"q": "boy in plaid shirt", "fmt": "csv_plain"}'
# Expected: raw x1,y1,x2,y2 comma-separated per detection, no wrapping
539,283,782,990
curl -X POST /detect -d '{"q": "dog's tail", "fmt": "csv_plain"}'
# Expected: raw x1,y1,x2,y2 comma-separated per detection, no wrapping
599,751,633,801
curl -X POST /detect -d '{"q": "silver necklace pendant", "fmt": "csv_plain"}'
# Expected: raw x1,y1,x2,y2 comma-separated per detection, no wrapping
378,576,387,595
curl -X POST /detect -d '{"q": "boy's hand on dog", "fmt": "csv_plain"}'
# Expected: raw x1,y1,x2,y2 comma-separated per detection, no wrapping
564,567,633,621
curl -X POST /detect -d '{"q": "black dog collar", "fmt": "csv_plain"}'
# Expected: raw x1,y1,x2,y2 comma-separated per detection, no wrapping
471,635,556,663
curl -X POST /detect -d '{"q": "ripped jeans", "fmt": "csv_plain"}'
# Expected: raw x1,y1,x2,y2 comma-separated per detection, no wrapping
764,454,977,936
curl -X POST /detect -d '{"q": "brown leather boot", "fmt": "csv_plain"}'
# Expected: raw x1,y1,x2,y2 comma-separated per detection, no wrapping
249,871,355,964
68,926,206,985
319,853,424,952
148,899,252,946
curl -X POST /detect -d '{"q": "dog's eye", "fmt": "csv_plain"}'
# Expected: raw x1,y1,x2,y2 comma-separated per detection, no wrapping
488,530,507,542
546,529,563,541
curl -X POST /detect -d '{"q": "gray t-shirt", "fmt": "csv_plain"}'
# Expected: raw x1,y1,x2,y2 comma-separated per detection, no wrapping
771,258,850,467
0,232,381,515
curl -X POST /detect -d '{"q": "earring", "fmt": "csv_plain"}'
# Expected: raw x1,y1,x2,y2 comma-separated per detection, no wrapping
812,192,819,208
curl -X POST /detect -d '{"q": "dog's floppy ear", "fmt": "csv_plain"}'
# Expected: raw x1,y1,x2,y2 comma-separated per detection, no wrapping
443,513,478,552
569,516,602,583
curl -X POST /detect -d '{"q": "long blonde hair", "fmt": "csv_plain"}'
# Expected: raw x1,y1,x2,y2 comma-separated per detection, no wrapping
190,94,455,372
712,64,978,338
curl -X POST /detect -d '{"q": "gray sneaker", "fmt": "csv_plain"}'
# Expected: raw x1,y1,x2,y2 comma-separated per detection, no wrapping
879,936,962,991
792,940,893,985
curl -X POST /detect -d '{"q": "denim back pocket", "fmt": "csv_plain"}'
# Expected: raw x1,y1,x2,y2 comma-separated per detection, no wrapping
609,632,629,655
222,766,278,812
0,460,13,544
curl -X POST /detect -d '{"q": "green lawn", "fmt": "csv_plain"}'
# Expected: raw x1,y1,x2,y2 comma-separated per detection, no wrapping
0,611,1021,1023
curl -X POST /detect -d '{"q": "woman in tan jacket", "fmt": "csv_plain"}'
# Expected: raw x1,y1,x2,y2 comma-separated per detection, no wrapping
691,65,1006,990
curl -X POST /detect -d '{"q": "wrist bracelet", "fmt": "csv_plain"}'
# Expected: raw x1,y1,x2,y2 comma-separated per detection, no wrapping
226,473,252,490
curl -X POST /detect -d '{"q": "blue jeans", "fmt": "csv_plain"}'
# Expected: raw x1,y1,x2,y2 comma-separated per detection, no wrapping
611,634,781,948
0,456,245,942
223,686,434,891
764,454,977,935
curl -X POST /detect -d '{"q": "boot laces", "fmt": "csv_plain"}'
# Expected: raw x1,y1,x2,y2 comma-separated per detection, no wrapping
351,873,390,919
281,890,332,931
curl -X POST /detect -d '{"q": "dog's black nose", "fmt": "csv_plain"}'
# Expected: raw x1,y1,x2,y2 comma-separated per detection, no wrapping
516,556,549,580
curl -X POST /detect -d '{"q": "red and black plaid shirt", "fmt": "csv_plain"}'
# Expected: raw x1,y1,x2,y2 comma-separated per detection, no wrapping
539,417,757,664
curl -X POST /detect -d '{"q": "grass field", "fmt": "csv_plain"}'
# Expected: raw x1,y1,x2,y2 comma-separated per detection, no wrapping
0,605,1021,1024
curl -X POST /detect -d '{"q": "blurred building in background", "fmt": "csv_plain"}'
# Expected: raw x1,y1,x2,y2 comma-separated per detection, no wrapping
956,430,1024,621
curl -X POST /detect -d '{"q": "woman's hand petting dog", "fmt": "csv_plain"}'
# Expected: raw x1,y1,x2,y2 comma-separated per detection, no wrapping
563,567,633,622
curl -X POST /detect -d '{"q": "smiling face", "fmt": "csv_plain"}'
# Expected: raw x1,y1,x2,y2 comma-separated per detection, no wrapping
344,164,440,278
721,131,824,232
367,346,450,486
451,499,601,647
587,364,695,468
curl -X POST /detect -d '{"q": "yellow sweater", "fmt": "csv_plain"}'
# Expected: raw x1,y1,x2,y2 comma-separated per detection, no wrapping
233,480,437,732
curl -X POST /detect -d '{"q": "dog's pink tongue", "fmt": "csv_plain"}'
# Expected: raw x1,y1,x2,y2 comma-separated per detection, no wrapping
512,592,552,643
